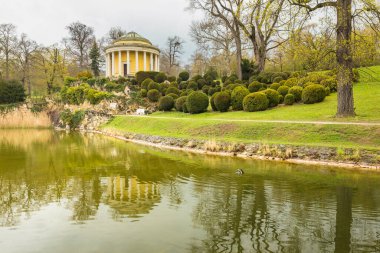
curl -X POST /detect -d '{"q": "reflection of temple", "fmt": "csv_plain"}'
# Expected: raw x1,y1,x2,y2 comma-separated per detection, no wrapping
105,176,160,218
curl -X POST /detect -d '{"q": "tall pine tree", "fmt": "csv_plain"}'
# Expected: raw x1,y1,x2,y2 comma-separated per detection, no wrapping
89,40,101,77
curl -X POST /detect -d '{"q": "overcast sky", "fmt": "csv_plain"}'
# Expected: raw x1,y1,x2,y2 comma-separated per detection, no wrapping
0,0,201,63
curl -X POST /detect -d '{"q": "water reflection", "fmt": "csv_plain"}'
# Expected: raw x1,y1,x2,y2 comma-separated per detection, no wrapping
0,130,380,252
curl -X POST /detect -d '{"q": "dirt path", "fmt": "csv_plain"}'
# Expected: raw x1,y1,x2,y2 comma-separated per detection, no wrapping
123,115,380,126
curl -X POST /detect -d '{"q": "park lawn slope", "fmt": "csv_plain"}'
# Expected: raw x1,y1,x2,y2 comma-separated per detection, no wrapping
102,116,380,150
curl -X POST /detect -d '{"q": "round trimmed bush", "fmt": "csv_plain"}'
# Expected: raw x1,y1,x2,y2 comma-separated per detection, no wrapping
214,91,231,112
187,81,198,90
179,71,190,81
186,91,209,114
277,85,289,96
175,96,187,112
231,86,249,111
141,78,153,89
167,93,179,100
320,78,337,92
270,83,281,90
284,78,298,87
210,92,219,111
166,86,180,95
302,84,326,104
284,94,295,105
243,92,269,112
325,87,331,96
202,85,210,94
183,102,189,113
197,79,207,89
147,89,161,102
148,82,160,91
288,86,303,102
264,89,280,107
140,89,147,97
279,94,284,104
248,81,262,93
158,96,174,111
224,83,242,91
155,72,167,83
273,76,284,83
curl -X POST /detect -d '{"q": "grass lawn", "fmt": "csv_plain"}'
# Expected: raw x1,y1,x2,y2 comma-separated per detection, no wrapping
102,66,380,150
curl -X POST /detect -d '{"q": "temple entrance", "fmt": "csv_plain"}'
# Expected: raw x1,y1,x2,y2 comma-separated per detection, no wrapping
123,64,128,77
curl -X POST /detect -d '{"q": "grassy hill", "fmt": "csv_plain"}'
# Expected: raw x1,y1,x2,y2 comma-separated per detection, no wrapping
103,66,380,150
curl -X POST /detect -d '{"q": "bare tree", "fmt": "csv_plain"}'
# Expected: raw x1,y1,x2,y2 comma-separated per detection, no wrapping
0,24,18,80
107,27,126,42
65,22,94,69
189,0,244,79
291,0,380,116
16,34,39,94
162,36,184,75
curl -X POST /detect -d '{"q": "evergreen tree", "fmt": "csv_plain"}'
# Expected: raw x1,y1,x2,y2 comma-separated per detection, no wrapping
89,41,101,77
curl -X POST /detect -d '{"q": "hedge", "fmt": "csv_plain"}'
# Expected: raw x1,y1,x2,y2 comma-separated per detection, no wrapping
302,84,326,104
231,86,249,110
186,91,209,114
0,80,26,104
136,71,159,84
264,89,280,107
214,91,231,112
158,96,174,111
243,92,269,112
147,89,161,102
175,96,187,111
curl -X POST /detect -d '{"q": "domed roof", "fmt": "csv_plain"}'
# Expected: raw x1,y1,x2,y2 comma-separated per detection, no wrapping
115,32,152,45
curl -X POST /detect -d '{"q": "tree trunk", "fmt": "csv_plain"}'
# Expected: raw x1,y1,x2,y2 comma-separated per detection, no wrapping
336,0,355,117
234,21,243,80
334,187,352,253
255,47,266,73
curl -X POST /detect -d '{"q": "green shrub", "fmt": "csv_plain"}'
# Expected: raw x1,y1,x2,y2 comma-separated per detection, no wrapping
147,89,161,102
179,81,188,90
179,71,190,81
288,86,303,102
202,85,210,94
284,94,295,105
167,76,176,82
148,82,160,91
197,78,207,89
64,76,78,86
302,84,326,104
186,91,209,114
214,91,231,112
224,83,243,91
270,83,281,90
175,96,187,111
158,96,174,111
243,92,269,112
136,71,159,84
231,86,249,110
284,78,298,87
353,68,360,82
155,72,167,83
165,86,180,95
273,76,284,83
320,78,337,92
0,80,26,104
60,109,85,129
141,78,154,89
279,94,284,104
210,92,219,111
167,93,179,100
140,89,147,97
183,102,189,113
264,89,280,107
277,85,289,96
104,82,124,92
248,81,262,93
325,87,331,96
187,81,198,90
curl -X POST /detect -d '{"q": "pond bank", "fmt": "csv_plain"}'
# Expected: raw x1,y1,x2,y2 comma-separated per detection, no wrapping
92,129,380,171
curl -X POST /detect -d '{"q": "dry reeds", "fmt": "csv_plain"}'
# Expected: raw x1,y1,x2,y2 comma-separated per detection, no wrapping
0,106,51,129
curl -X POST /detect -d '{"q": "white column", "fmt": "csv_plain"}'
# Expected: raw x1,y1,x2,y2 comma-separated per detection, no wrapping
158,56,160,72
150,53,153,71
118,51,122,77
127,51,130,76
143,51,147,71
155,55,158,71
105,53,109,77
111,52,115,77
135,50,139,73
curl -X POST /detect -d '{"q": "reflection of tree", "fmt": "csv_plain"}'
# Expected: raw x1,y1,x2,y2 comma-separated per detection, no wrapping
334,187,352,253
71,177,99,223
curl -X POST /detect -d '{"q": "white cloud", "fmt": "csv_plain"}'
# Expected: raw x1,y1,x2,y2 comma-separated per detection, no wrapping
0,0,201,63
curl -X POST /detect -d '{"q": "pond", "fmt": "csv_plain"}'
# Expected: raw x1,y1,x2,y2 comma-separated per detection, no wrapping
0,130,379,253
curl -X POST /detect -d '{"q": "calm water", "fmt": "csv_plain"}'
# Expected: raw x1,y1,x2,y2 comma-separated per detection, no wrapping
0,130,379,253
